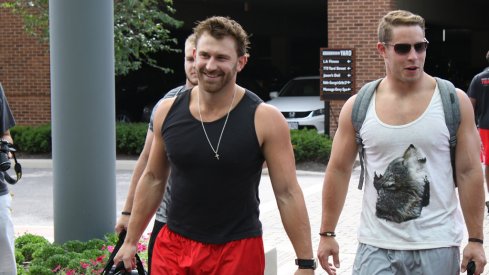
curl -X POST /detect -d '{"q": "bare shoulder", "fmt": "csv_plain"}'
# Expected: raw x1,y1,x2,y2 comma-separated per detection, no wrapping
455,88,477,125
153,97,177,131
455,88,470,102
335,93,357,129
155,97,176,114
455,88,473,113
255,102,289,144
256,102,284,120
341,94,357,115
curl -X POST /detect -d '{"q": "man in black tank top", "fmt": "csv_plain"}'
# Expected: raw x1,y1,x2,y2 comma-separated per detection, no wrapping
114,16,316,274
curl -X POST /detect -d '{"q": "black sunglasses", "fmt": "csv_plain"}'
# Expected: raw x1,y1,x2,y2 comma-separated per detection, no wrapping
382,39,429,55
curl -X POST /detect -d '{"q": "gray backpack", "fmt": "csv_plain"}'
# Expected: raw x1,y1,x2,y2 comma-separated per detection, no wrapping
351,77,460,189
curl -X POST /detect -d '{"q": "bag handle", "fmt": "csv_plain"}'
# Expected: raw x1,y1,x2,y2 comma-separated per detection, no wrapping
102,230,147,275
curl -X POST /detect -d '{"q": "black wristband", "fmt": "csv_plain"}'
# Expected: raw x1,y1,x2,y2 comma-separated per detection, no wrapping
121,211,131,216
295,259,317,270
319,231,336,237
469,238,483,244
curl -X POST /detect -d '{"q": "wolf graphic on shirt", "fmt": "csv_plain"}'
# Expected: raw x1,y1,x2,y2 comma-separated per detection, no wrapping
373,144,430,223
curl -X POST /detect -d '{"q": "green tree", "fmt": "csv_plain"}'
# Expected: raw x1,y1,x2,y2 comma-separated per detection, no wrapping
1,0,183,76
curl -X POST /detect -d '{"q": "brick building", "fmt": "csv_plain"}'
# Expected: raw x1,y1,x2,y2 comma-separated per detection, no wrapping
0,2,50,125
326,0,394,135
0,0,487,137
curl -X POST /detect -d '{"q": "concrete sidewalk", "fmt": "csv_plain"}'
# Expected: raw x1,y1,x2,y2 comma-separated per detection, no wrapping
11,159,489,274
264,165,489,275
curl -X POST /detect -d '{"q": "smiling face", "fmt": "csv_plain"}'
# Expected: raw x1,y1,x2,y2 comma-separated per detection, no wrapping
378,25,427,84
194,31,247,93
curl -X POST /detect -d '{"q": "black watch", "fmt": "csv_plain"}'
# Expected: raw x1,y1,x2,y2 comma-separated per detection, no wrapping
295,258,317,270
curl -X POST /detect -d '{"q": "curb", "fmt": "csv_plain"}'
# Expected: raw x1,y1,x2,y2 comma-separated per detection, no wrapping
18,159,137,171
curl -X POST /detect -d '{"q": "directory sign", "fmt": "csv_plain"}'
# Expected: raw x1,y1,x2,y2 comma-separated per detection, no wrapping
319,48,355,100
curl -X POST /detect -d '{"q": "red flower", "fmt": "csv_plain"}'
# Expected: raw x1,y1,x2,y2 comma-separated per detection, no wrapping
96,255,106,263
137,243,147,253
52,265,61,272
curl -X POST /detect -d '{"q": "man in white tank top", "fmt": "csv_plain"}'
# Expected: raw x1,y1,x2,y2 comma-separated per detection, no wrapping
317,10,487,275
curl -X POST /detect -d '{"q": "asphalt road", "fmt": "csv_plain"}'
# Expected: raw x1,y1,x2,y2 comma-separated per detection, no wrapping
9,167,134,227
7,163,285,240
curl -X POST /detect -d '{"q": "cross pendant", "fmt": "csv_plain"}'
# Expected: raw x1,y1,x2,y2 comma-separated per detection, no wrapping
215,153,220,160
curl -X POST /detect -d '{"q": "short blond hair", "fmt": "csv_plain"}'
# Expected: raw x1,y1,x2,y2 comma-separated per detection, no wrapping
185,33,196,48
193,16,250,57
378,10,425,43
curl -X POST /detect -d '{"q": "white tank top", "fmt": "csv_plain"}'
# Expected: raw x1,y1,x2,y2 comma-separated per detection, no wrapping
358,85,464,250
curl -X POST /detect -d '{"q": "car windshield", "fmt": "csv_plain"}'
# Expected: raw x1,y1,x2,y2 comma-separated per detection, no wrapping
279,78,319,97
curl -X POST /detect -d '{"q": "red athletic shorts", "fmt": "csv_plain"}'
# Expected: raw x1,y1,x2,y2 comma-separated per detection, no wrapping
151,226,265,274
480,129,489,165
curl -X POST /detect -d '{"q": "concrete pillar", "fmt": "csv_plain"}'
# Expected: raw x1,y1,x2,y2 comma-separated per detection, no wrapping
49,0,116,243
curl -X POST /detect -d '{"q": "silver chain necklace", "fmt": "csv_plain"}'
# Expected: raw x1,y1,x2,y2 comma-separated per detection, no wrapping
197,87,237,160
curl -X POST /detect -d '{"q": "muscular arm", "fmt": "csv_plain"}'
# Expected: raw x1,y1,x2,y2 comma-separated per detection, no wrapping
256,104,314,273
455,89,487,274
114,99,173,271
317,96,358,274
115,91,179,232
115,129,154,233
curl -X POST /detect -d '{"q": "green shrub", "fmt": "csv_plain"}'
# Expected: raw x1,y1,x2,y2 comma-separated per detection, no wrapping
15,232,145,274
10,123,333,163
16,264,28,275
86,238,107,250
11,124,51,154
31,245,65,261
15,234,50,262
29,257,45,267
66,258,84,272
291,129,331,163
15,249,25,265
104,232,119,245
26,264,53,275
82,248,105,260
64,251,81,260
11,123,149,155
63,240,86,253
20,243,45,262
15,233,50,250
115,122,148,154
45,254,70,270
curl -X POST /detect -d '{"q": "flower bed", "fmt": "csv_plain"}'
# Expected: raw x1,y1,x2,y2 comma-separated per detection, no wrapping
15,232,149,275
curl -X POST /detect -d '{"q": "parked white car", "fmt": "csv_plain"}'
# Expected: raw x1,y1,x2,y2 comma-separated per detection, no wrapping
266,76,324,134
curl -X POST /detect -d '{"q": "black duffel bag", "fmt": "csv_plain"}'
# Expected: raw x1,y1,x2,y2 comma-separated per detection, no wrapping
101,230,147,275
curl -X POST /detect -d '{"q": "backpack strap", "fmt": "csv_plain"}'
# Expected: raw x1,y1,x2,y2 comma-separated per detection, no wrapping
352,78,383,189
435,77,460,187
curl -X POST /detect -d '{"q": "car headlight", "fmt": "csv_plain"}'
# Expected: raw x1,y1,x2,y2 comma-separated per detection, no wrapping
311,108,325,117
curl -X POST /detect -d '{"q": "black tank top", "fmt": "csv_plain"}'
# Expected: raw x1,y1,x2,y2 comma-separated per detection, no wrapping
162,89,265,244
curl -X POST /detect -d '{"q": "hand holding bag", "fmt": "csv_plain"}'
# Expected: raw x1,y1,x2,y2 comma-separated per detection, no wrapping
102,230,147,275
